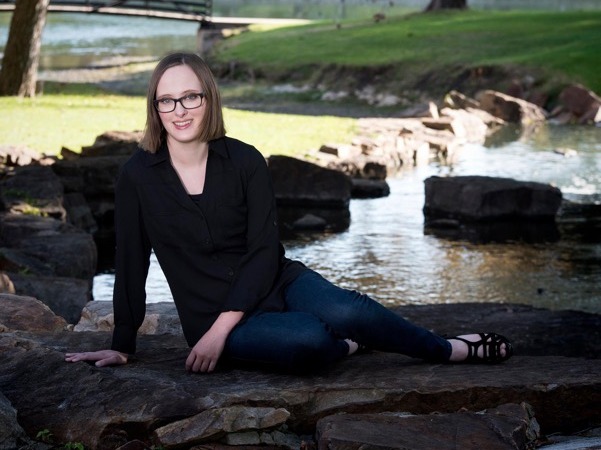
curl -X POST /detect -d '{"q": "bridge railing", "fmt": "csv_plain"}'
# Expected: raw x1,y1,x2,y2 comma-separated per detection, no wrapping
0,0,212,21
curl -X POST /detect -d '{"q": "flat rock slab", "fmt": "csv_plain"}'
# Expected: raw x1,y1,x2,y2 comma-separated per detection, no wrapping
316,403,538,450
1,330,600,449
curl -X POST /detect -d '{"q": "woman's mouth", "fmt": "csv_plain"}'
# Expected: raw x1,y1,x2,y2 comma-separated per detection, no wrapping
173,120,192,130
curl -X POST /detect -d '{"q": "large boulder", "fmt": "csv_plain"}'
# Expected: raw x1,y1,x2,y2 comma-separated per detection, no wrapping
268,155,352,233
316,403,539,450
556,84,601,125
476,90,547,125
0,213,97,281
0,293,68,332
7,273,91,325
0,165,66,220
423,175,562,223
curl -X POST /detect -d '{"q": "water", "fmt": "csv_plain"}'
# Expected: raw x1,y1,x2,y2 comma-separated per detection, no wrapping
95,125,601,314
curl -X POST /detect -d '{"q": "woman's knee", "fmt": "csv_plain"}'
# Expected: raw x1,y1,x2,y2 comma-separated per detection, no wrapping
283,328,345,372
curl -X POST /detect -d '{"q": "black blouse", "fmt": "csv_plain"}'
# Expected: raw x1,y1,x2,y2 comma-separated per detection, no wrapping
110,136,306,354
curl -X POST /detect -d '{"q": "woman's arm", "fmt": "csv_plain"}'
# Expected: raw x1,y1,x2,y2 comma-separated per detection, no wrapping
111,162,152,354
185,310,244,373
221,147,281,312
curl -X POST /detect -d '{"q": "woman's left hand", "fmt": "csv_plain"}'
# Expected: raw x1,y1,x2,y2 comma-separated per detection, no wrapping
186,310,244,373
185,328,227,373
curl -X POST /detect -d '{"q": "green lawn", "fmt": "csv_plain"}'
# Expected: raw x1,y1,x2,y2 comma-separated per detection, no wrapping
215,10,601,93
1,84,355,156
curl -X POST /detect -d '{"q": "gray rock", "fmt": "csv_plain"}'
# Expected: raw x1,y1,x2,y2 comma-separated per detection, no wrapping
153,406,290,447
8,273,91,325
0,293,68,332
351,178,390,199
0,213,97,281
268,155,352,233
423,175,562,223
476,90,547,124
0,391,32,450
0,165,66,221
74,301,181,335
316,402,539,450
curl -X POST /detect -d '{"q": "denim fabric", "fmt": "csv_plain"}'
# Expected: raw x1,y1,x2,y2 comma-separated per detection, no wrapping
223,269,452,373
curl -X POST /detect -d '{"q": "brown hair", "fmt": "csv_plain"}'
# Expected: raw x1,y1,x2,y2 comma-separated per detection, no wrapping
139,52,226,153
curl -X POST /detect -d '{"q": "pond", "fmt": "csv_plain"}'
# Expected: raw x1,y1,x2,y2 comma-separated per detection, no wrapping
94,124,601,314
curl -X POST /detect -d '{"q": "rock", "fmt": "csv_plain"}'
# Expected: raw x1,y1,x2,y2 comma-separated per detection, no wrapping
443,89,481,110
476,90,547,124
316,402,539,450
0,213,97,281
350,178,390,199
0,165,66,220
0,272,15,294
0,293,68,332
152,406,290,447
1,303,600,448
558,84,601,119
74,301,182,335
0,145,43,167
268,156,352,233
63,192,98,234
439,107,489,143
423,175,562,223
0,391,38,450
291,213,328,231
8,273,91,324
80,131,141,158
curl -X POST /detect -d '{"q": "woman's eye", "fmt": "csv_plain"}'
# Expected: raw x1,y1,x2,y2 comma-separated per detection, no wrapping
159,98,173,105
186,94,199,101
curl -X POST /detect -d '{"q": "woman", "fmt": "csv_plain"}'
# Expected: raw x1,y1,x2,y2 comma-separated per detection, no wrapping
66,52,512,374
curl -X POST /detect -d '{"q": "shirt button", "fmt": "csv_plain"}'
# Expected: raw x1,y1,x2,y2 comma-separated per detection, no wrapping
203,238,210,245
273,220,278,226
227,268,234,277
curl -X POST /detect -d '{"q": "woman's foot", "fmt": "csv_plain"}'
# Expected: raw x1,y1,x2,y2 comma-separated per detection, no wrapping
447,333,513,363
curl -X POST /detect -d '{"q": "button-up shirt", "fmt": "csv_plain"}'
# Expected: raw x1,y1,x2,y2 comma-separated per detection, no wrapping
111,136,306,354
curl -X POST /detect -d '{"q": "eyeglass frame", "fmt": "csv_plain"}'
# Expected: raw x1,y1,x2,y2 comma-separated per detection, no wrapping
153,92,205,113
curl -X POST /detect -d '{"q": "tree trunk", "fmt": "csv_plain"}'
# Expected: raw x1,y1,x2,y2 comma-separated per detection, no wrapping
425,0,467,11
0,0,50,97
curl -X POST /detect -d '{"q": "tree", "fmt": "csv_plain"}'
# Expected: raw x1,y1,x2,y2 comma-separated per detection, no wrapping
425,0,467,11
0,0,50,97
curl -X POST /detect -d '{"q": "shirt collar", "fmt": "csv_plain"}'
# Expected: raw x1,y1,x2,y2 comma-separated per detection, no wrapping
144,136,229,166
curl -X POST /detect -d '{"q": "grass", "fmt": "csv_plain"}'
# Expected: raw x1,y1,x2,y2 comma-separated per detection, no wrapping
214,9,601,93
0,82,355,156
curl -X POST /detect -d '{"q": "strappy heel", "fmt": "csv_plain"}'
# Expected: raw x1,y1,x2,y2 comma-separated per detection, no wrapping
448,332,513,364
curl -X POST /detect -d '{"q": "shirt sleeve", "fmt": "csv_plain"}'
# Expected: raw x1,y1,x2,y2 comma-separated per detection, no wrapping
221,148,281,312
110,162,152,354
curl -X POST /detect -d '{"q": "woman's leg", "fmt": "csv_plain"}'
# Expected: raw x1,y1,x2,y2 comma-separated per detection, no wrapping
283,270,452,362
222,310,349,373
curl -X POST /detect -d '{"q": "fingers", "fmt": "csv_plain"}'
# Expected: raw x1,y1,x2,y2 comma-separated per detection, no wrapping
185,351,217,373
65,350,127,367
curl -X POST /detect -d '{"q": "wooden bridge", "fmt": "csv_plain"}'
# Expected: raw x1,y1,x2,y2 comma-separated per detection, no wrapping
0,0,311,26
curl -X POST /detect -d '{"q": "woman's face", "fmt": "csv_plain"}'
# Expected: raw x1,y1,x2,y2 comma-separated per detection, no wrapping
155,64,206,146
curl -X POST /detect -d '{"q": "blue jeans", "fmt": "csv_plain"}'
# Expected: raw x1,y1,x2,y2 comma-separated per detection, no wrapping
223,270,452,373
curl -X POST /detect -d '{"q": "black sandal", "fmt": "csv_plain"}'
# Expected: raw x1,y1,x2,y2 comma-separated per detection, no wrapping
448,332,513,364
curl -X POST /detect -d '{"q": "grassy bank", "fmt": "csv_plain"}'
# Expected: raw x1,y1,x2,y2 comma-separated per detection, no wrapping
214,9,601,93
1,83,355,156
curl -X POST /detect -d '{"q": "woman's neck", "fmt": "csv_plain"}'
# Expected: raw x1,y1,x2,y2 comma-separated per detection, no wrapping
167,139,209,167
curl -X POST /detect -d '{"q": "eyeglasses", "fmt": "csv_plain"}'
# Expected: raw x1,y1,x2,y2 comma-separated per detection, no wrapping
154,92,205,113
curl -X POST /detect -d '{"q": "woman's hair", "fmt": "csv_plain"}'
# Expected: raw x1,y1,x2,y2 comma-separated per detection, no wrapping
139,52,226,153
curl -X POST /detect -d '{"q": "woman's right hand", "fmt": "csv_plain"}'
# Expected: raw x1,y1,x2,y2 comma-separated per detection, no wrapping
65,350,128,367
